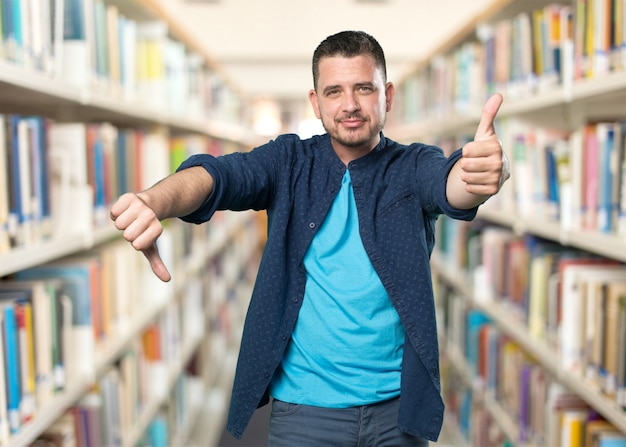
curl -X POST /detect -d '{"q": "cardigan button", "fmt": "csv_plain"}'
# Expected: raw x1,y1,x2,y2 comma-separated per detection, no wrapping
309,222,316,229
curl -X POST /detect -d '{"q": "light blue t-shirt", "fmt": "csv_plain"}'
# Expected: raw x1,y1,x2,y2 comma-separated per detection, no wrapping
270,170,405,407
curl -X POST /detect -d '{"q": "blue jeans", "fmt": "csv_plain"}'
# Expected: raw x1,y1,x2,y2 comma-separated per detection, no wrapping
268,397,429,447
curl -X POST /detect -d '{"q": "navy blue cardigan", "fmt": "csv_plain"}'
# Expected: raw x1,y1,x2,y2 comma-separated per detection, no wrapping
177,133,477,441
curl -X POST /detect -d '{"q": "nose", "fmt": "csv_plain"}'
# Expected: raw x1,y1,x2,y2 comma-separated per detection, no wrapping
342,92,360,113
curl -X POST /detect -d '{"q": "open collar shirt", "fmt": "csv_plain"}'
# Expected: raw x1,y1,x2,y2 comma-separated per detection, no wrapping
176,132,478,441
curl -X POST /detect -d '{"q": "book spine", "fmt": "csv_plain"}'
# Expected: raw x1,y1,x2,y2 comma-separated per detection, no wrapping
3,305,21,434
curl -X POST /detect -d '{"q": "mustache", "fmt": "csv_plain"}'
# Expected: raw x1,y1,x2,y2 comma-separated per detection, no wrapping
338,114,367,122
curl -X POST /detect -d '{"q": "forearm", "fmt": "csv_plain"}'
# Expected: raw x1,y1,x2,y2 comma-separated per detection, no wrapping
138,166,214,220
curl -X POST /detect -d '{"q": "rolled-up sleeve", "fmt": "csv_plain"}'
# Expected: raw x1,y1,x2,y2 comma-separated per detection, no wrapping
175,137,290,223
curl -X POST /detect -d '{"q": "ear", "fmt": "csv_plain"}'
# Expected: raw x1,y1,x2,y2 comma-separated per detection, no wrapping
309,89,321,119
385,82,395,112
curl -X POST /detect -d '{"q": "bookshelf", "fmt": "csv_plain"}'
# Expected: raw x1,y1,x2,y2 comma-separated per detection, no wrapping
0,0,263,446
387,0,626,445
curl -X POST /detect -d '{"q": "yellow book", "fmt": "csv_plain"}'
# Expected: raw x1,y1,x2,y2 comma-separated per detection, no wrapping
532,9,545,76
24,303,35,397
569,417,583,446
586,0,595,77
106,5,121,85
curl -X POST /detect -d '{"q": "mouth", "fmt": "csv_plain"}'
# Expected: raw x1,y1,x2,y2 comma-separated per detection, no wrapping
339,117,367,128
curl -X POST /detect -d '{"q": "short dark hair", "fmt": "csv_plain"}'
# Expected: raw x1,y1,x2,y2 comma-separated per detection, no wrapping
312,30,387,90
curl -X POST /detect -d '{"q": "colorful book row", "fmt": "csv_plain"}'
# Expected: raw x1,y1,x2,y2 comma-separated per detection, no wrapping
394,1,626,124
0,112,234,255
439,287,626,447
500,119,626,237
0,0,242,123
436,219,626,410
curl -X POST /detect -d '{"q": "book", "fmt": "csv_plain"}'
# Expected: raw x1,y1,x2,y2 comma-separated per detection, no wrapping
6,115,32,247
583,123,600,230
527,247,558,341
25,116,53,241
76,391,104,446
577,268,626,385
136,20,168,109
597,122,617,233
559,264,626,375
612,284,626,408
0,305,9,444
15,298,35,423
61,0,90,87
0,279,58,407
0,297,22,434
47,121,93,236
599,436,626,447
0,115,9,253
586,419,623,447
99,367,122,447
16,258,98,383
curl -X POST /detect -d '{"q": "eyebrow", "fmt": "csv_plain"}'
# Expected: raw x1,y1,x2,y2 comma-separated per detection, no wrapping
322,82,377,95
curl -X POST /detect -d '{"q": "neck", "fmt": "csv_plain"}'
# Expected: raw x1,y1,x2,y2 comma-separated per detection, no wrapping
331,137,380,166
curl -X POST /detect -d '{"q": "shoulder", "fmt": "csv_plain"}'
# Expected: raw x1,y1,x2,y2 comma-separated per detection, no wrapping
254,133,323,154
381,136,446,162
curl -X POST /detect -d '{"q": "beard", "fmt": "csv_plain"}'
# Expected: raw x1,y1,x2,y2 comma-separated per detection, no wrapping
321,113,386,149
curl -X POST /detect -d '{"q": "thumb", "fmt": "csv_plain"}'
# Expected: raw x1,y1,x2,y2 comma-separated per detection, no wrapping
142,243,171,282
474,93,503,141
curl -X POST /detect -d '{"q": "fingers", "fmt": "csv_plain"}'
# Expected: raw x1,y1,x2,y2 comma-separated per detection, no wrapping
110,193,171,282
474,93,503,141
460,138,504,196
111,193,161,248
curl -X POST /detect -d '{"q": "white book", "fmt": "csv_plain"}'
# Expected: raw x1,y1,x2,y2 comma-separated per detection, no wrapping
121,17,138,100
569,129,584,230
140,130,171,191
47,122,92,236
0,116,10,253
560,265,626,375
16,119,33,246
60,0,90,88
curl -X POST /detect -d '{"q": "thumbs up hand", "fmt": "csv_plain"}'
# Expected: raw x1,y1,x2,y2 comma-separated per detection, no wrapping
446,93,509,208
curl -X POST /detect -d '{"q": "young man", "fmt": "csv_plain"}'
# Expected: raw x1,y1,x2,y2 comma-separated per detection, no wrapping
111,31,508,446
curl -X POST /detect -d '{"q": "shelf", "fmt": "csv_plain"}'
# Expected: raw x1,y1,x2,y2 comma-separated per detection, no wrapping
390,70,626,142
0,59,259,144
444,342,536,447
477,207,626,263
0,0,265,445
124,334,203,447
432,258,626,436
5,286,173,447
187,351,238,447
0,233,91,277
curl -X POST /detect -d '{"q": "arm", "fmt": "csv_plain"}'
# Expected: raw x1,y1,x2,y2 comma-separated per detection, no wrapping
110,166,214,282
446,93,510,209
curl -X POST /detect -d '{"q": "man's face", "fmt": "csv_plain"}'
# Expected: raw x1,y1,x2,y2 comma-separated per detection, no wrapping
309,54,394,162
